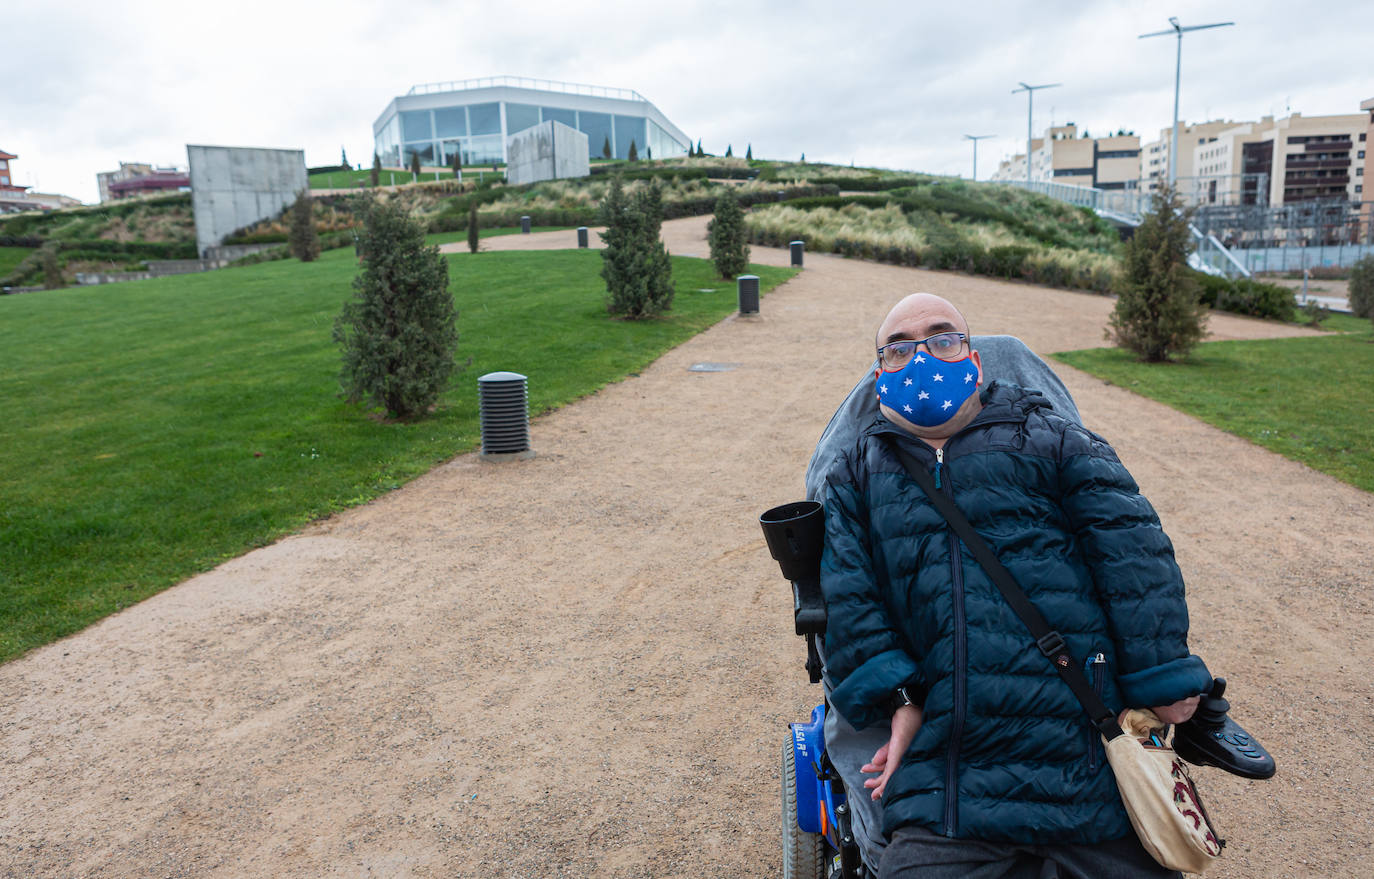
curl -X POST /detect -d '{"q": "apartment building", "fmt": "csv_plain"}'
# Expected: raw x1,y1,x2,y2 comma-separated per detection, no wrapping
990,125,1140,189
1140,120,1241,194
1188,113,1366,207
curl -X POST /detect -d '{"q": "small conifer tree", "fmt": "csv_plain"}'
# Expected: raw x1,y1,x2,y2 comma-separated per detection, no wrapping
410,151,421,180
41,244,62,289
1348,254,1374,319
467,204,480,254
628,140,639,162
598,177,674,318
602,136,612,160
1107,185,1207,361
745,144,752,160
646,146,652,160
800,152,806,162
696,139,704,156
371,152,381,187
708,187,750,279
725,144,733,158
341,146,349,168
334,197,459,420
288,190,321,262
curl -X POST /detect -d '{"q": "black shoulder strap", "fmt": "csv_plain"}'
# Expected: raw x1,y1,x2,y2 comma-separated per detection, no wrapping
884,436,1124,740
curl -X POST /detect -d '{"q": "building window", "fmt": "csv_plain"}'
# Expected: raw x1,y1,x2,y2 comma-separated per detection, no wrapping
401,110,432,142
541,106,576,128
1359,151,1366,159
0,175,8,185
434,108,466,138
506,103,541,135
468,103,501,136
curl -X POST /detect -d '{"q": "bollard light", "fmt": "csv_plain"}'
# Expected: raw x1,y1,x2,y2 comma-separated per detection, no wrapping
478,371,531,457
577,226,589,248
790,240,804,267
737,274,760,314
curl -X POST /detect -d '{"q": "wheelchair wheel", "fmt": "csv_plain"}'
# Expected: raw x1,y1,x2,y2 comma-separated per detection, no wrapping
781,737,825,879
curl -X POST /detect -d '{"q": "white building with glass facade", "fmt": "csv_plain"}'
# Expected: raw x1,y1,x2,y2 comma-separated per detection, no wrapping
372,76,691,168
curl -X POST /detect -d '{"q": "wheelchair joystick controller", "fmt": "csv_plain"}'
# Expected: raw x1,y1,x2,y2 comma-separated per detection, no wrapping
1173,677,1277,780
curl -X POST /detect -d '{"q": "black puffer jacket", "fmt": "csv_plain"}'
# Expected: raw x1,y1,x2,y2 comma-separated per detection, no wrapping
820,382,1211,844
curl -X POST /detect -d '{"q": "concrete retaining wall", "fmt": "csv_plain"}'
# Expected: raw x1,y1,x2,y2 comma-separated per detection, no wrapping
506,121,589,185
187,145,307,257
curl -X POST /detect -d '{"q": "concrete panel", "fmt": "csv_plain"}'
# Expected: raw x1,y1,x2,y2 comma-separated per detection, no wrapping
187,145,307,257
505,121,590,186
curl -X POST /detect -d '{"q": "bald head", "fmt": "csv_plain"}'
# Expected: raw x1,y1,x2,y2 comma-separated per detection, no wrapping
873,293,983,446
876,293,971,349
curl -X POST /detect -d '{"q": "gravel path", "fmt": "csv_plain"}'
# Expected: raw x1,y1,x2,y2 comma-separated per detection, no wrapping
3,217,1370,878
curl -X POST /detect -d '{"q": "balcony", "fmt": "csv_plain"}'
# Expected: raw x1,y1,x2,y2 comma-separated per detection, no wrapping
1304,140,1352,152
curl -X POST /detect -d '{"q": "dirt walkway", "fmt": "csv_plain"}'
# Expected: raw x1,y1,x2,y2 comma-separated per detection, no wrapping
4,219,1370,878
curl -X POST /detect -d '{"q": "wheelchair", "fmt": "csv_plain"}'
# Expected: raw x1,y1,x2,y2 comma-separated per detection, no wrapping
760,338,1275,879
762,498,870,879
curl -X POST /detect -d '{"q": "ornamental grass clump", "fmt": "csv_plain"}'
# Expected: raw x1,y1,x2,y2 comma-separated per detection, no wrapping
333,197,459,420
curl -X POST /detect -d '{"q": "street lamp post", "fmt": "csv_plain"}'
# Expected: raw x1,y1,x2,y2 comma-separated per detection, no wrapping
963,134,995,181
1139,17,1234,187
1011,82,1061,187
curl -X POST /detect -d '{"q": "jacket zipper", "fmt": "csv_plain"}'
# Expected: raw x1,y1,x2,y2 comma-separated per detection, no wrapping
1086,653,1105,771
941,446,966,837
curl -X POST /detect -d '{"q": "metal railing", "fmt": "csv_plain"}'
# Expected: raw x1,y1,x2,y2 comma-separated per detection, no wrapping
406,75,647,103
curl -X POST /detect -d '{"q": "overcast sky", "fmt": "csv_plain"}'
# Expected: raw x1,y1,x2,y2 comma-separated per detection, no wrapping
5,0,1371,204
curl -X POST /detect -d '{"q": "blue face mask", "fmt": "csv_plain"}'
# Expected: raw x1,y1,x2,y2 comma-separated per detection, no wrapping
876,352,980,428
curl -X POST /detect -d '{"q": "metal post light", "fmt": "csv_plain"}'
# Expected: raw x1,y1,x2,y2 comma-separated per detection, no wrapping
1011,82,1061,186
1139,17,1234,187
964,134,995,181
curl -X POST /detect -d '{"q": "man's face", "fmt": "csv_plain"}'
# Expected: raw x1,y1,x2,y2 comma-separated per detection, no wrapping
874,294,983,439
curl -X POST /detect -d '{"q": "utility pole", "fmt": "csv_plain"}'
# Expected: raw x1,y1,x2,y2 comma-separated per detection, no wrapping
964,134,995,182
1139,17,1234,186
1012,82,1061,186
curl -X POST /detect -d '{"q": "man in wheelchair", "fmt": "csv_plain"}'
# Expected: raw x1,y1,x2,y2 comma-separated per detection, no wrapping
763,294,1268,878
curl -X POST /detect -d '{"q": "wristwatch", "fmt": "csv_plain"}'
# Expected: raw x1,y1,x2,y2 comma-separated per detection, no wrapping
885,685,916,716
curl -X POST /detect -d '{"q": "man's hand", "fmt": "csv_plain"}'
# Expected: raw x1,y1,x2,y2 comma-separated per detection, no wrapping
1151,695,1200,725
861,704,922,801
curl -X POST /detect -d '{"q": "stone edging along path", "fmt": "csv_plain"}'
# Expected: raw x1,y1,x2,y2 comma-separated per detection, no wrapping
3,216,1370,877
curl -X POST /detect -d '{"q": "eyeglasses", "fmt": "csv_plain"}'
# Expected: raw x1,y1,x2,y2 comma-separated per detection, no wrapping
877,332,968,370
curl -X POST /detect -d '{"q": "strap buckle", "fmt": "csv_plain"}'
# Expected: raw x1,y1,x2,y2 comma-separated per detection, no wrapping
1035,630,1066,658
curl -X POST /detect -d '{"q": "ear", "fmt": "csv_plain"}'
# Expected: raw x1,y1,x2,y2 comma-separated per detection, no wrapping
970,349,984,386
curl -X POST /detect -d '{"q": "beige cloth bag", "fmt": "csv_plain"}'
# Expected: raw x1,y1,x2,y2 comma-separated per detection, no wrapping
1104,709,1224,874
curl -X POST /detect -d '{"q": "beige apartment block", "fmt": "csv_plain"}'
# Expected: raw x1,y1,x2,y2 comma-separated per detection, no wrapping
1234,113,1363,206
1140,120,1241,194
989,126,1139,190
1360,97,1374,234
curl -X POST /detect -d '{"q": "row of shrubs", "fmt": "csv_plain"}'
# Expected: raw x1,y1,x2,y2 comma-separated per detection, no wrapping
425,181,841,234
761,190,1116,254
0,193,192,239
1193,273,1296,322
747,226,1119,294
808,175,931,191
589,164,759,181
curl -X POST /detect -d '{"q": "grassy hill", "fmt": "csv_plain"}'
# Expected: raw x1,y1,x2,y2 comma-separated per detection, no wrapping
0,246,796,662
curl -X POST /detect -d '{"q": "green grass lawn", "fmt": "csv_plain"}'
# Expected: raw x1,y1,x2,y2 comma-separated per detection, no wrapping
0,246,32,280
1053,313,1374,493
0,248,796,662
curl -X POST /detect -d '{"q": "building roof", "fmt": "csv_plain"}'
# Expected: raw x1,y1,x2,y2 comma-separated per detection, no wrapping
406,75,647,102
0,148,17,160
